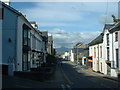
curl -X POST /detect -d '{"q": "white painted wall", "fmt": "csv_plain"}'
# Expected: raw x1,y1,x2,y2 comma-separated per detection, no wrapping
16,16,23,71
118,30,120,71
103,29,110,75
17,16,34,71
82,57,86,65
89,43,107,74
110,31,119,77
70,50,74,62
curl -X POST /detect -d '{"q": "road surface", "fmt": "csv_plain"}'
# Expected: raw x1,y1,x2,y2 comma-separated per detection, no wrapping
2,60,119,89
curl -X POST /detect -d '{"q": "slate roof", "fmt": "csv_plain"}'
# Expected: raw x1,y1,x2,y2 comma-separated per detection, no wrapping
109,22,120,33
88,24,114,46
88,33,103,46
72,48,85,53
103,24,114,32
0,1,36,31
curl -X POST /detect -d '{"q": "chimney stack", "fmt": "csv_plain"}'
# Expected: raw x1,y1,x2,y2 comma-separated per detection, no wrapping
0,0,10,5
30,21,38,29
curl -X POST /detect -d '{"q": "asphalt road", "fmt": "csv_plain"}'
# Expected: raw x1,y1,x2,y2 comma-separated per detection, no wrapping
2,60,119,89
60,61,118,89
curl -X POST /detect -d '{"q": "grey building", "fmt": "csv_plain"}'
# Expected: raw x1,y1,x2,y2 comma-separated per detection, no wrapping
73,43,88,63
48,36,53,55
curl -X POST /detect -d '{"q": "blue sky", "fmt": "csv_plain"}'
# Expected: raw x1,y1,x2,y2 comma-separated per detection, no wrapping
11,2,118,48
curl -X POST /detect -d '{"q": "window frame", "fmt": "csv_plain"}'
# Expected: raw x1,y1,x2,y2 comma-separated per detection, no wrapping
0,8,4,19
115,32,118,42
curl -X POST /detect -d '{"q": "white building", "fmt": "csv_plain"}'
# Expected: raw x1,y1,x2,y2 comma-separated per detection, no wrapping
0,2,48,76
102,24,115,76
109,23,120,77
70,49,74,62
89,23,120,77
89,34,104,73
82,57,87,66
62,51,70,60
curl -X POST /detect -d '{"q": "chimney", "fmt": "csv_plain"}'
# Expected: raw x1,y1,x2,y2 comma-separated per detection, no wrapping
0,0,10,5
30,21,38,29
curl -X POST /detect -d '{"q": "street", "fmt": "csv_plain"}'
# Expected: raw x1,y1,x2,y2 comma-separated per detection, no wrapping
59,61,118,89
2,60,119,89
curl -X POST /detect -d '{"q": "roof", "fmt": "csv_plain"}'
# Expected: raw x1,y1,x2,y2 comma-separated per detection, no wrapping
109,22,120,33
72,48,85,53
88,24,114,46
103,24,114,32
0,1,37,32
0,1,21,15
30,21,36,24
88,33,103,46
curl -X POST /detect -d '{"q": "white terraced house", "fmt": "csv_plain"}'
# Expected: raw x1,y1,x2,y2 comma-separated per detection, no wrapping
109,23,120,77
0,1,48,76
89,23,120,77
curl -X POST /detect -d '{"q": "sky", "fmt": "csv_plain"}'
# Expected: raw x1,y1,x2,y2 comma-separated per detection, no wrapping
11,1,118,48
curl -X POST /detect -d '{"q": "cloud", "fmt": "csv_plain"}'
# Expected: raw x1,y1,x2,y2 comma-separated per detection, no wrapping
46,28,101,48
19,2,117,29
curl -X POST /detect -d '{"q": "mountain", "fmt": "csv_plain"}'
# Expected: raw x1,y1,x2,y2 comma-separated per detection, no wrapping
55,47,71,55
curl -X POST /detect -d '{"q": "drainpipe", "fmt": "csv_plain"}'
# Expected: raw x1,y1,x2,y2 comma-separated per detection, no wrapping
112,33,114,69
98,44,99,72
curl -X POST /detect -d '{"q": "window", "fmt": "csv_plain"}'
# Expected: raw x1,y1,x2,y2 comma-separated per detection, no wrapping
100,46,102,58
32,53,34,58
24,30,28,38
32,60,35,64
94,47,96,58
115,32,118,41
106,34,109,46
0,8,4,19
107,47,109,61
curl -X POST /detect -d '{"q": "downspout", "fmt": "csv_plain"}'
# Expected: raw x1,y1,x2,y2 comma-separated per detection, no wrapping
98,44,99,72
112,33,114,69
